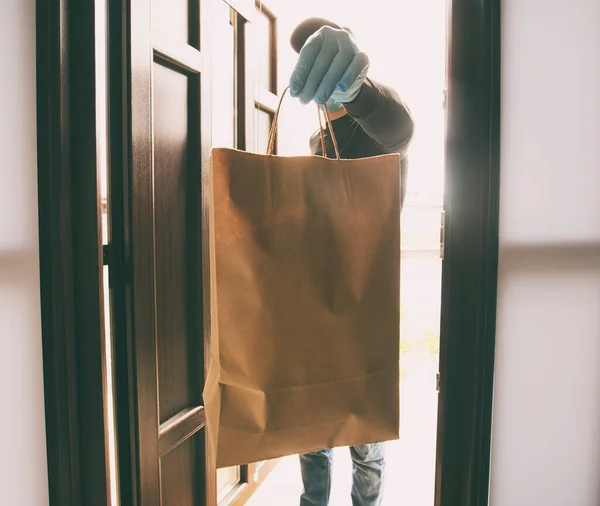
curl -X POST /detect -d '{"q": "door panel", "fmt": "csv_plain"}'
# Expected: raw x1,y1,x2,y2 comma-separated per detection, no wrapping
160,431,206,506
211,1,236,149
254,2,277,95
119,0,280,504
256,107,274,155
151,0,197,47
123,0,210,504
254,8,272,93
252,1,278,154
153,60,203,424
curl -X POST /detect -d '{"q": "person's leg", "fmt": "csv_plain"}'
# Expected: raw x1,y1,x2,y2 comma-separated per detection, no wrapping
299,449,334,506
350,443,386,506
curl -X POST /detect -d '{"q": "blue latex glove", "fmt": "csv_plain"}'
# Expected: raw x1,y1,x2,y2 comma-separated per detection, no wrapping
289,26,370,109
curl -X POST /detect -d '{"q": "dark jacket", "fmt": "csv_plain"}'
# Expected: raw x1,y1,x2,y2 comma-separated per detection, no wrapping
310,78,414,203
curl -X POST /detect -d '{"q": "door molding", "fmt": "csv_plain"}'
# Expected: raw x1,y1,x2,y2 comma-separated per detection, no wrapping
434,0,501,505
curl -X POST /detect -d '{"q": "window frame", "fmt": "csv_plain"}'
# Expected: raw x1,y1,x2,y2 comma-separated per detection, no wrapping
215,3,281,505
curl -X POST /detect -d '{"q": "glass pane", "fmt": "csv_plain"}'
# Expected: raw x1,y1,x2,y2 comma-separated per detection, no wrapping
152,0,190,46
256,107,273,154
255,7,272,93
211,0,236,149
217,466,241,503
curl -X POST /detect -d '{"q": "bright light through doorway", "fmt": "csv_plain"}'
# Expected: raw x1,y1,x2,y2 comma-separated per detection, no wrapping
243,0,447,504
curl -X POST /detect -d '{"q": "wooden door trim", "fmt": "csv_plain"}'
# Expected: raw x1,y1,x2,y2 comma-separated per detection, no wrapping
201,1,218,504
124,0,160,503
106,0,135,503
224,0,256,22
219,460,279,506
36,0,110,504
152,29,204,73
434,0,501,505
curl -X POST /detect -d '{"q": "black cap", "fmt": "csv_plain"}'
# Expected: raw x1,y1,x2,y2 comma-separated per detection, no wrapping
290,17,353,54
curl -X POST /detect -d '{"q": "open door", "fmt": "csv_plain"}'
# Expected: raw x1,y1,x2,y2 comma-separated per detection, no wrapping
108,0,281,504
109,0,214,504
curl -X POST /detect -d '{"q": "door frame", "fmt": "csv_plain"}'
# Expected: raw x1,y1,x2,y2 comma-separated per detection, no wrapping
35,0,501,504
36,0,110,505
434,0,501,504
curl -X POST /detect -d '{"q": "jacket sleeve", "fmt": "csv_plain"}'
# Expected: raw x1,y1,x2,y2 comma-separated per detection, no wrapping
342,78,414,154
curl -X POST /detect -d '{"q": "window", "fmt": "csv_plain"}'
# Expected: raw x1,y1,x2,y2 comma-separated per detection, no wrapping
253,1,278,154
212,2,280,503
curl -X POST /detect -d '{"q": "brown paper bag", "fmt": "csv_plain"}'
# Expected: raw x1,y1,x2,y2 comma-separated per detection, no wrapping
204,93,401,469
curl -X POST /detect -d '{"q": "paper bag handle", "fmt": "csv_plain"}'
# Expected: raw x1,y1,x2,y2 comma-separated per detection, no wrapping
266,86,341,160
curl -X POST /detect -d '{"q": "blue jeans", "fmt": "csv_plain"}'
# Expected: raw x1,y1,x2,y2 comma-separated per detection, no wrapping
299,443,385,506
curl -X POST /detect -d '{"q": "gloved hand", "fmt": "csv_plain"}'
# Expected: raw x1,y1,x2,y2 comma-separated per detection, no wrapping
289,26,369,111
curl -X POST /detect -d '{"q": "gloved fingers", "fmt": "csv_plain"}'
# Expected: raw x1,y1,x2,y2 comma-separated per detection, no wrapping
314,48,355,105
338,51,370,93
296,41,339,105
289,32,323,97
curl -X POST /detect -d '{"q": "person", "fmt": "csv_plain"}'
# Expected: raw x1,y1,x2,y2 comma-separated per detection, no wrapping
288,17,415,506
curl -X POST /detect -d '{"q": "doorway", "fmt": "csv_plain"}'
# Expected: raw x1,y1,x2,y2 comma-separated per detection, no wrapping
36,0,500,505
242,1,446,504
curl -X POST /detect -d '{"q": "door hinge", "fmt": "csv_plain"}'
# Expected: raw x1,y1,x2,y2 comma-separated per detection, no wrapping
440,210,446,260
436,372,441,393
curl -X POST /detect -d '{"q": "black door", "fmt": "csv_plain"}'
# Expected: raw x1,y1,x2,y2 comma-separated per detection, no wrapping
110,0,213,504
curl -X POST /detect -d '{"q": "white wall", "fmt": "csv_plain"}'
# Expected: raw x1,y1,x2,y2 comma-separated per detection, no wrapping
0,0,50,505
491,1,600,505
